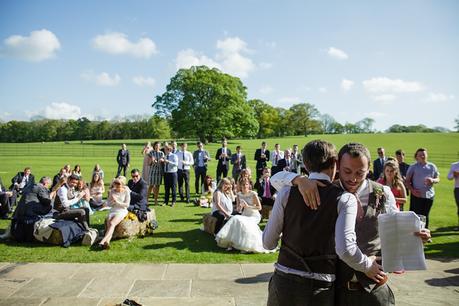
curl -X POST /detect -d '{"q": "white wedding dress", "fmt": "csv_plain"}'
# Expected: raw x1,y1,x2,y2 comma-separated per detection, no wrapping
215,191,271,253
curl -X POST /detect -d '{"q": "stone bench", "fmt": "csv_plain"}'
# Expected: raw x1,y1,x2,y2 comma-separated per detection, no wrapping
113,209,157,239
202,213,217,235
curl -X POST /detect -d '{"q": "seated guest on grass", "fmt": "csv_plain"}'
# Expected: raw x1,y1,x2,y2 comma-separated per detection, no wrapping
216,177,269,253
10,176,56,242
254,167,276,207
98,176,131,250
0,176,16,219
10,167,35,196
72,164,82,179
127,169,148,212
93,163,105,179
72,179,93,214
51,168,66,191
53,174,91,231
89,172,105,209
211,177,236,234
197,175,216,208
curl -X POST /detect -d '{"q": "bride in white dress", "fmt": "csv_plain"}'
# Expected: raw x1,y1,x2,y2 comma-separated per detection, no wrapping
215,178,270,253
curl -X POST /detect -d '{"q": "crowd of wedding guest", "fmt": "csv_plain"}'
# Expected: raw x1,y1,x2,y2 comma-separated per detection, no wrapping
0,139,456,252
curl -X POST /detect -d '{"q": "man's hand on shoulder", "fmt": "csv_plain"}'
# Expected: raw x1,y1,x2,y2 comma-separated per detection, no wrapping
292,176,324,210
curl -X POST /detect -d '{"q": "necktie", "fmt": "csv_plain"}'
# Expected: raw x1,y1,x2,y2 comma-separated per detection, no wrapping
166,155,169,172
355,193,365,222
275,153,278,165
182,152,185,170
264,179,272,198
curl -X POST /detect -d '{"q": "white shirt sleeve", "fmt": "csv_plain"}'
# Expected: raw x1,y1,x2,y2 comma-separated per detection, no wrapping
335,192,372,273
270,171,298,192
262,186,290,250
382,186,399,213
57,186,80,208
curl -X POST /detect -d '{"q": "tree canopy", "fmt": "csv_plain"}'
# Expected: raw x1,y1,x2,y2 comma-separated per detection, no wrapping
153,66,258,142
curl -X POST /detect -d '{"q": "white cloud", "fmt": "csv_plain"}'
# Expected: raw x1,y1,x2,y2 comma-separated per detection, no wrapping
327,47,349,60
176,49,221,70
424,92,455,103
259,85,273,95
132,76,156,88
362,77,423,93
341,79,354,91
92,32,158,59
319,87,327,93
81,71,121,87
175,36,255,79
28,102,82,120
372,94,397,104
0,29,60,62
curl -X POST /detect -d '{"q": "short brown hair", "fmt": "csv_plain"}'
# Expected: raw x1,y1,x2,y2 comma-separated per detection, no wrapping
338,143,371,167
302,140,337,172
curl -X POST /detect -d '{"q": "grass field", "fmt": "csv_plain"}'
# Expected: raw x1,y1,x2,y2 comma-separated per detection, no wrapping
0,133,458,262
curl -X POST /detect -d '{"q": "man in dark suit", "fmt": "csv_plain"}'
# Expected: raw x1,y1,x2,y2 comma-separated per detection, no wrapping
127,169,148,211
1,176,16,219
193,141,211,194
254,167,276,207
215,139,231,183
231,145,247,181
10,167,35,195
13,176,55,220
254,141,270,181
373,147,386,180
277,149,295,173
116,144,130,177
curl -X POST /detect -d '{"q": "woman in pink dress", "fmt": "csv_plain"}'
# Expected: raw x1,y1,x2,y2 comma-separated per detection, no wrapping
377,159,407,210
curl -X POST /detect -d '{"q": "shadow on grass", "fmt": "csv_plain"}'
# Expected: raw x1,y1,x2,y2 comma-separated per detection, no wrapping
169,218,202,223
143,228,224,253
425,275,459,287
425,240,459,258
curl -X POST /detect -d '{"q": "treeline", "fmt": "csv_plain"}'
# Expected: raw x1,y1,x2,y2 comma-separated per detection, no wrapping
0,116,171,143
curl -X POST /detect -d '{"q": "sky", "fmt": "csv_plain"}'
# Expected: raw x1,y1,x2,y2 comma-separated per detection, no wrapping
0,0,458,131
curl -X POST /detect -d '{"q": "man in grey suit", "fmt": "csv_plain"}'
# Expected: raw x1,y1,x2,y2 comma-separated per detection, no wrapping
116,144,130,177
231,145,247,181
193,141,211,194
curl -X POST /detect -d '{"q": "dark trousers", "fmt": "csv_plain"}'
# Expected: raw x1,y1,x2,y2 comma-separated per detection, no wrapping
455,188,459,215
195,166,207,194
117,164,128,177
164,172,178,205
336,283,394,306
54,208,90,231
410,194,434,228
178,169,190,202
212,210,226,234
261,197,275,207
267,270,334,306
216,165,228,183
0,193,11,217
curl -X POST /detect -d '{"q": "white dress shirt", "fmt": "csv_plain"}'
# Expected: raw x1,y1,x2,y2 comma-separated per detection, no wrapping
178,150,194,170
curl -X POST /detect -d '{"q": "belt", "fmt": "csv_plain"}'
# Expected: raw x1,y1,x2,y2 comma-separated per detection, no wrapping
274,270,334,288
345,275,388,291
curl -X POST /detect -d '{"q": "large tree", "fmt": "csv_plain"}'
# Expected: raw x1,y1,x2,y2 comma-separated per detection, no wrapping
248,99,280,138
285,103,322,135
153,66,258,142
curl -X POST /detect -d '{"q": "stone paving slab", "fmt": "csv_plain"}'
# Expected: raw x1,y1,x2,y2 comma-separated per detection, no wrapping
10,278,88,298
0,297,45,306
128,279,191,298
0,259,457,305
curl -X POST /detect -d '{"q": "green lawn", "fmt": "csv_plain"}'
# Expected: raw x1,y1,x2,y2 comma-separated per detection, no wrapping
0,133,458,262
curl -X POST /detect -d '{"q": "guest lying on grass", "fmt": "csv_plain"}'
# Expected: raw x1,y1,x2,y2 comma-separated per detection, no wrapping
97,176,130,250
